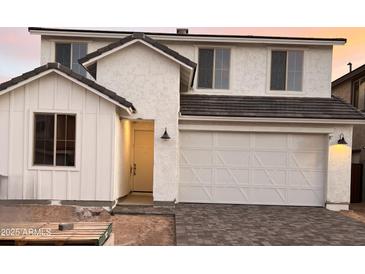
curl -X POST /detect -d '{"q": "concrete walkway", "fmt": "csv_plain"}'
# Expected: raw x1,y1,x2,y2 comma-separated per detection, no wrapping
175,204,365,246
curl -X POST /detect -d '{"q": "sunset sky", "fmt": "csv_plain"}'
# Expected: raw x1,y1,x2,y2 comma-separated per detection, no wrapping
1,27,365,83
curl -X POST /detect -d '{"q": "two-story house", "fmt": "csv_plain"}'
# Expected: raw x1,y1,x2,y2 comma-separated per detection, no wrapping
332,64,365,203
0,27,364,211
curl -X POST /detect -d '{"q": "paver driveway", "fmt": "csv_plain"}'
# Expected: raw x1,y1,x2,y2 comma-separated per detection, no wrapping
175,204,365,246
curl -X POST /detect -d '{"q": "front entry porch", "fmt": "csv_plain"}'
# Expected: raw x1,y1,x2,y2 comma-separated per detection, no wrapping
116,119,155,205
118,192,153,206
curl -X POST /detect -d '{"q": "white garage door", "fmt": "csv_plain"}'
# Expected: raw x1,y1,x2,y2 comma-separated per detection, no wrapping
179,131,328,206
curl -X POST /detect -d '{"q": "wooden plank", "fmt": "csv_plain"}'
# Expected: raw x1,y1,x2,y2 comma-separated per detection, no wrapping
0,222,112,246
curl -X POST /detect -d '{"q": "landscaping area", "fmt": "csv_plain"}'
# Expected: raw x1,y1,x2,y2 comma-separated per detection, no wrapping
0,205,175,246
2,203,365,246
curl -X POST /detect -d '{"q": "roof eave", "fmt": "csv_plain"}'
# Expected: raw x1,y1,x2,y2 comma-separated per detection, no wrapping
179,115,365,125
29,27,346,46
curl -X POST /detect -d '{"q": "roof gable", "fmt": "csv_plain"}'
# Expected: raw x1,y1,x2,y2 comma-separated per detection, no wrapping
79,33,197,87
0,63,136,113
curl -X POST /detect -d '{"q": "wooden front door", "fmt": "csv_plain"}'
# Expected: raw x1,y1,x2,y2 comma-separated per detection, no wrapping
132,130,154,192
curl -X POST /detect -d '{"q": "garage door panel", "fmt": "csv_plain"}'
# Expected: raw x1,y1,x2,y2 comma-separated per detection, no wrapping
180,167,213,185
249,188,287,205
252,169,286,186
214,151,250,167
179,131,327,207
289,134,328,151
287,189,324,206
215,132,250,148
288,170,325,187
213,187,249,203
181,150,213,166
289,152,327,169
180,131,213,148
254,133,287,149
215,168,249,185
252,152,287,168
179,185,212,203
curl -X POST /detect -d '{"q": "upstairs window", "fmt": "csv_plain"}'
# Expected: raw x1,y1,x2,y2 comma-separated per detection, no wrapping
56,43,87,76
34,113,76,167
198,48,231,89
270,50,304,91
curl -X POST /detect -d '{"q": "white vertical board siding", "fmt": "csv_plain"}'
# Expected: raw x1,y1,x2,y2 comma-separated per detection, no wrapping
0,72,116,201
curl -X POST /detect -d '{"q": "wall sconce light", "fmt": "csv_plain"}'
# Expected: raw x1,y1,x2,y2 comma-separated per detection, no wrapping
161,128,171,140
338,133,348,145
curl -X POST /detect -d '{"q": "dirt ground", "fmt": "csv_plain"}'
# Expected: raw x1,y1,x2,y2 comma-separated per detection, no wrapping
340,203,365,224
0,205,175,246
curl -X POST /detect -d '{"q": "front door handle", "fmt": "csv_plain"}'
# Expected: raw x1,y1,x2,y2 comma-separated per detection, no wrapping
133,163,137,176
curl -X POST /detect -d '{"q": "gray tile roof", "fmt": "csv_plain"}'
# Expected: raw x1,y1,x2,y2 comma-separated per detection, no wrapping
0,63,135,111
180,94,365,120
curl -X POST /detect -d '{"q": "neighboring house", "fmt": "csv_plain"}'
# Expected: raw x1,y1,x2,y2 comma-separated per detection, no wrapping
0,27,363,211
332,65,365,202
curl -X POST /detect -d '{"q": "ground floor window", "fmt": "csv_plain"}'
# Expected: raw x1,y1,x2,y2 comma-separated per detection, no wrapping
34,113,76,167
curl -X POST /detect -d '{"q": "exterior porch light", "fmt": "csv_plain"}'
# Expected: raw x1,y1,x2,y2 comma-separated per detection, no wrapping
337,133,348,145
161,128,171,140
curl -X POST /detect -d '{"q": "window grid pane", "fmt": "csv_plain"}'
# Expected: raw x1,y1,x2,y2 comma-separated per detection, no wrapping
72,43,87,77
270,51,287,90
56,115,76,167
214,48,230,89
287,51,303,91
198,49,214,88
55,43,71,68
34,114,55,165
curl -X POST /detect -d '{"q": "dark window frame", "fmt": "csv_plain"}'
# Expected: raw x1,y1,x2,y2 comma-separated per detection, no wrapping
270,49,304,92
197,47,231,90
55,42,88,76
33,113,76,167
351,76,365,110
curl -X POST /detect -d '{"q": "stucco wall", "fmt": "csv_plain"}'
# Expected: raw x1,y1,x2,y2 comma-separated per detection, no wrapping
96,43,181,202
0,72,117,201
40,37,333,98
332,81,352,103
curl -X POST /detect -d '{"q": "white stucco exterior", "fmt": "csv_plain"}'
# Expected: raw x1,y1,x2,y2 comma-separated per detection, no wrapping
0,31,357,210
40,37,333,98
97,43,181,202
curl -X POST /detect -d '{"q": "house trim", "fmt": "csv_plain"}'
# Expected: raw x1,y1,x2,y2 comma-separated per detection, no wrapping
29,27,347,46
179,115,365,125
